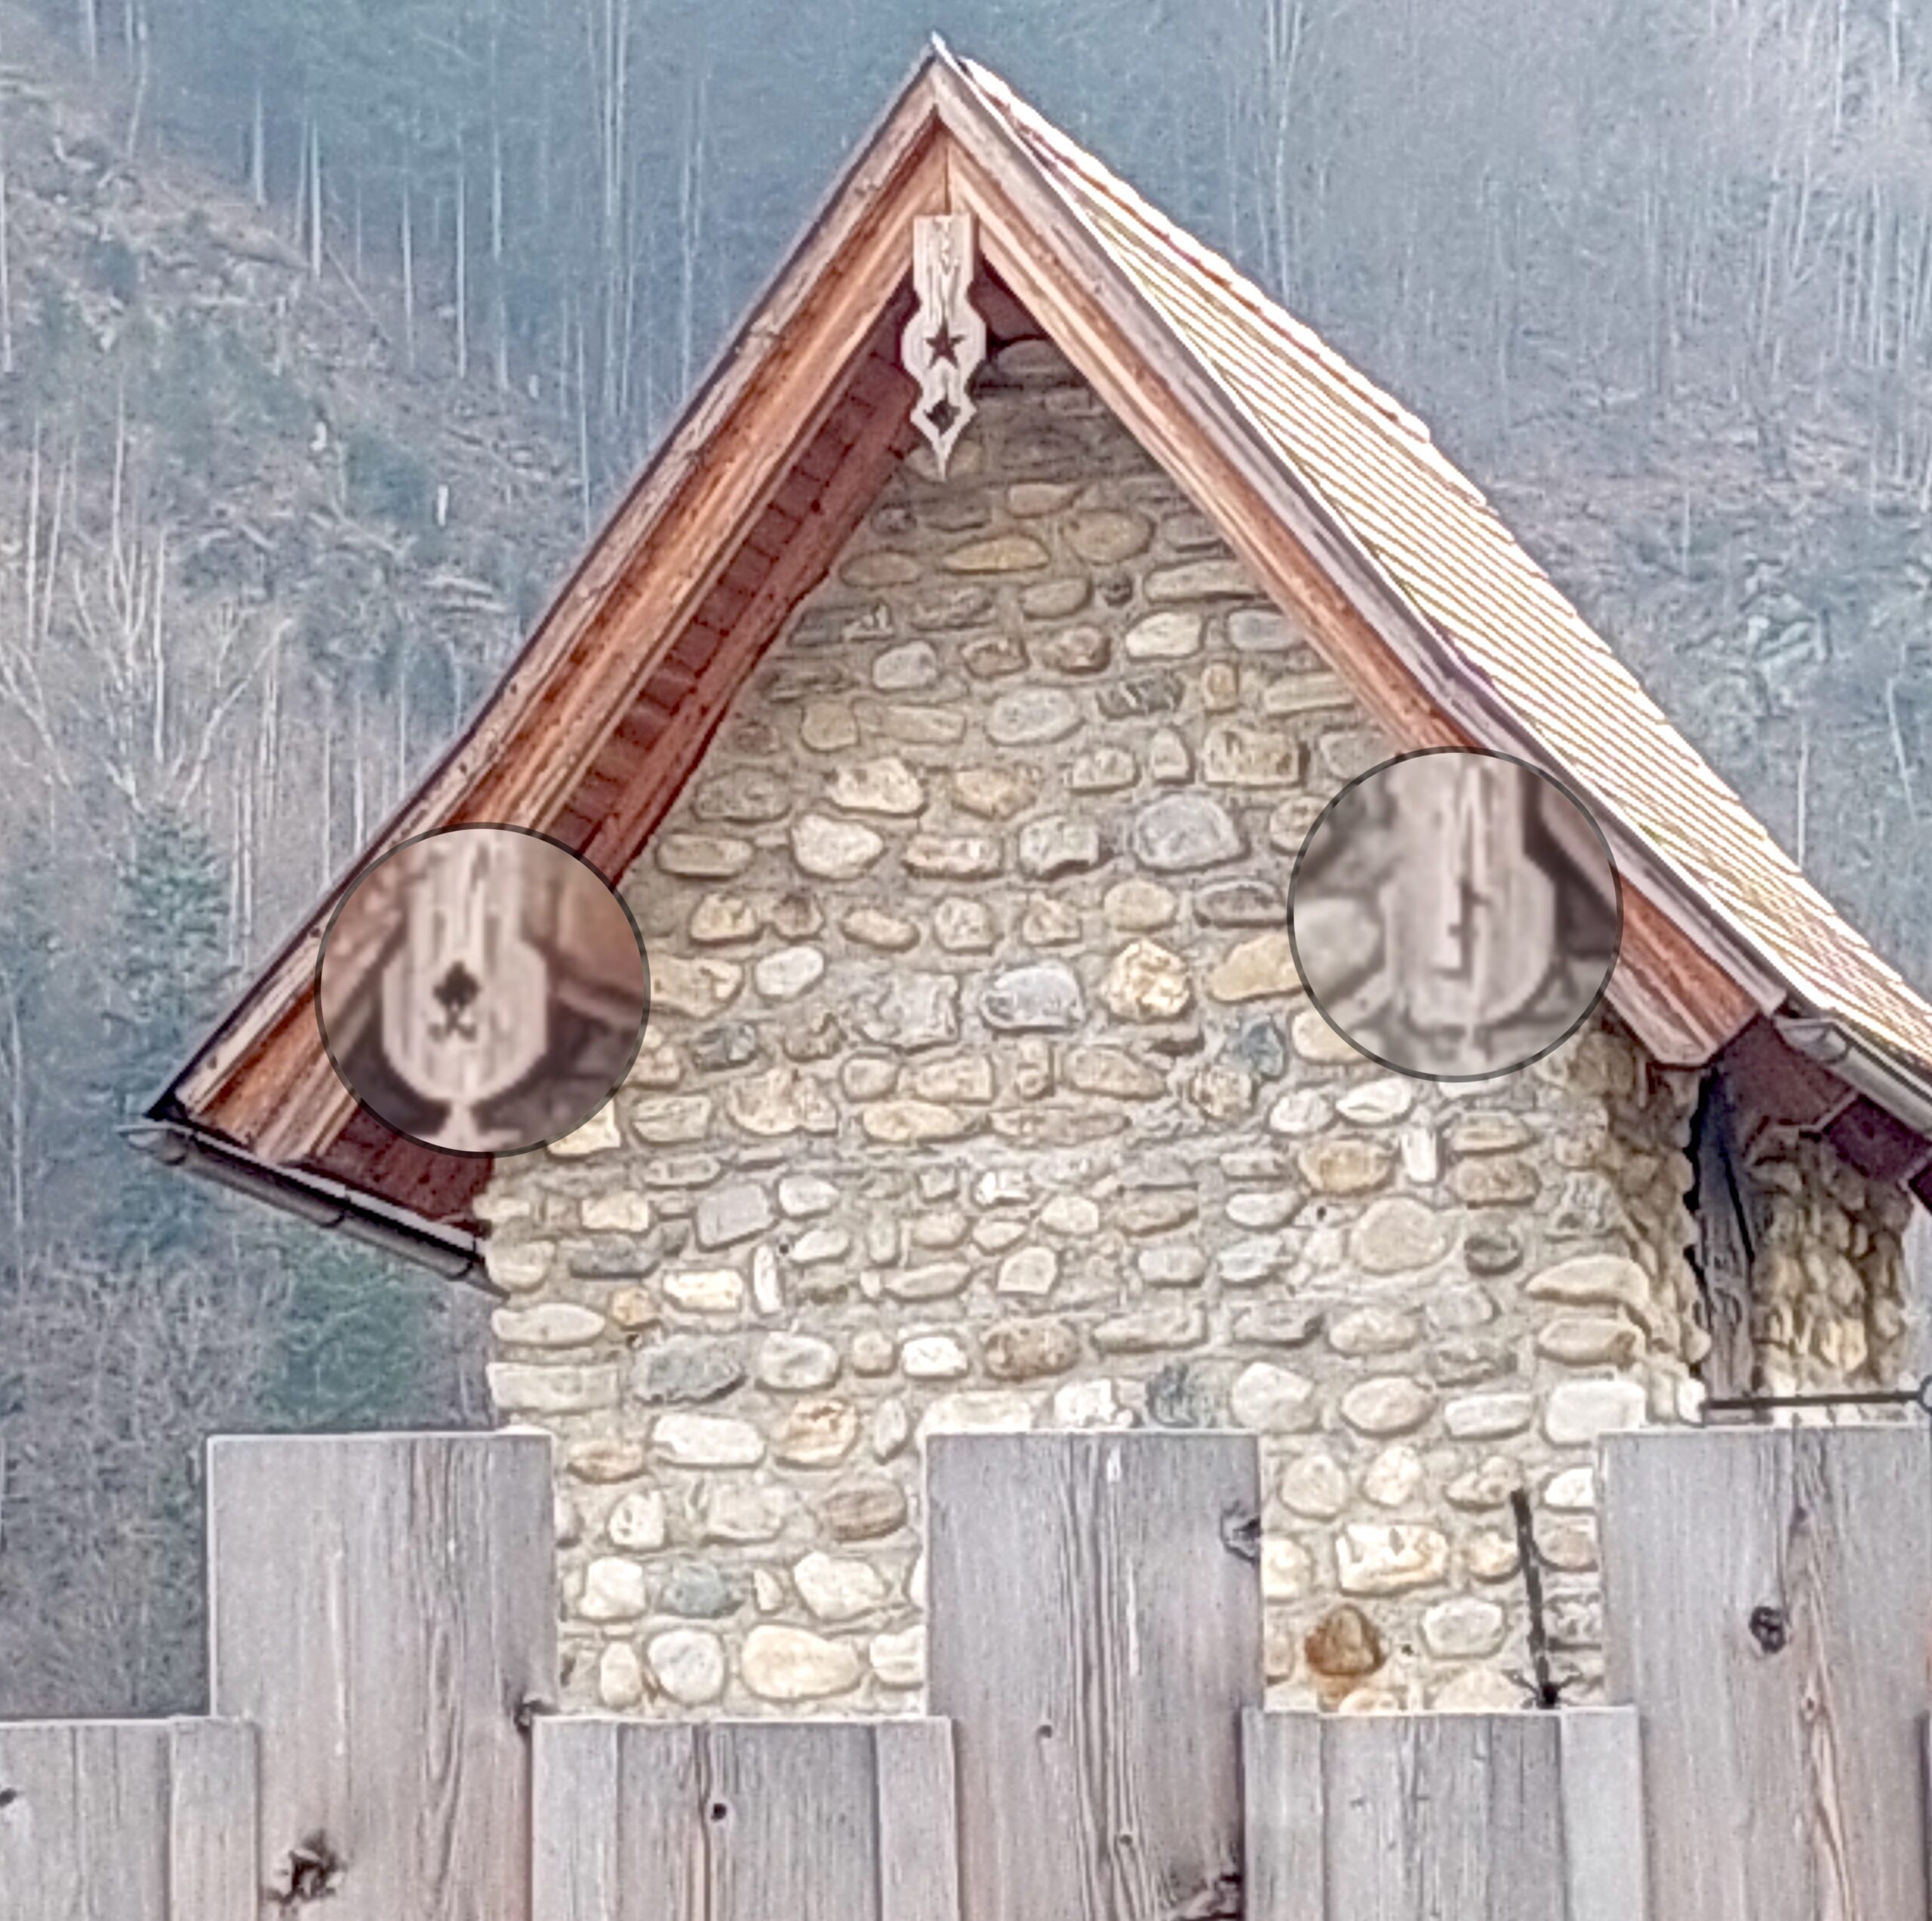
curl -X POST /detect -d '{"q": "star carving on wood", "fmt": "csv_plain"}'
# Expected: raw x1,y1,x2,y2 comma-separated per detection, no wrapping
900,214,987,478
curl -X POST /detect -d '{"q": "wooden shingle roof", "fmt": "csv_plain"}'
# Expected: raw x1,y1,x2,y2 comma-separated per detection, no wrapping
141,47,1932,1259
955,57,1932,1080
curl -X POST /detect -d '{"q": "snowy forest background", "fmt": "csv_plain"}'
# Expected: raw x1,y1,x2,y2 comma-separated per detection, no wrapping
2,0,1932,1712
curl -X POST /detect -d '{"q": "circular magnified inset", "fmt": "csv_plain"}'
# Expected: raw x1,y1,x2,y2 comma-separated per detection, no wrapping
317,825,650,1154
1288,748,1620,1080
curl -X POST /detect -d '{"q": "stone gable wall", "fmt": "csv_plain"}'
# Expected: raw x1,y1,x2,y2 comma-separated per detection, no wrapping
479,340,1903,1717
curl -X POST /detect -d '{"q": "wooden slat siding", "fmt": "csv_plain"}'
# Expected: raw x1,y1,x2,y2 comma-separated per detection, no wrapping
925,1433,1261,1921
0,1721,172,1921
742,512,801,564
1558,1708,1647,1921
304,1110,491,1227
181,115,949,1154
582,379,918,883
873,1720,961,1921
207,1434,556,1921
1241,1710,1325,1921
534,1720,943,1921
934,88,1775,1070
1600,1427,1932,1921
168,1717,260,1921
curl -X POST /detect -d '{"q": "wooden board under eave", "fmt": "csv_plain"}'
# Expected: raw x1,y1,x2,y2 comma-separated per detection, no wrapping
1600,1425,1932,1921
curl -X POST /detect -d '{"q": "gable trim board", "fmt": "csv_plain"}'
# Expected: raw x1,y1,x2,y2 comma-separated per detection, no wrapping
140,43,1932,1258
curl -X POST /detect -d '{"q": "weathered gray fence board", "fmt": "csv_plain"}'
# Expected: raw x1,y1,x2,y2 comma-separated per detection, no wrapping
208,1432,555,1920
0,1717,257,1921
168,1717,260,1919
709,1723,878,1917
1242,1710,1325,1921
533,1717,621,1921
534,1717,956,1921
927,1432,1261,1921
1558,1707,1647,1921
1601,1425,1932,1921
873,1718,959,1921
0,1721,171,1921
1246,1710,1597,1921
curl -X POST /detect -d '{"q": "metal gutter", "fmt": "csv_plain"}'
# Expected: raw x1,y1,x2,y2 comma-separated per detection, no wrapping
123,1118,500,1295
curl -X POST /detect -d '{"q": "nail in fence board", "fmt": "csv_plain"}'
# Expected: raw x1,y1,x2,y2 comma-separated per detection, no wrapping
208,1432,556,1920
925,1432,1262,1921
1244,1708,1642,1921
0,1718,258,1921
1600,1426,1932,1921
532,1717,958,1921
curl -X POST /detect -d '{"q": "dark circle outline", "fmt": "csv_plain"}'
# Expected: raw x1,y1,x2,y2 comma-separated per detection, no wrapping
312,822,653,1158
1285,745,1625,1083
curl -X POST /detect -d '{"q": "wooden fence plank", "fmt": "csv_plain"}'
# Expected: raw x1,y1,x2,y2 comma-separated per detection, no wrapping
0,1722,171,1921
168,1717,260,1920
925,1432,1261,1921
1246,1711,1566,1921
1241,1710,1325,1921
708,1723,878,1918
207,1432,556,1921
531,1717,621,1921
534,1718,951,1921
1600,1426,1932,1921
620,1726,706,1918
1558,1707,1647,1921
873,1719,960,1921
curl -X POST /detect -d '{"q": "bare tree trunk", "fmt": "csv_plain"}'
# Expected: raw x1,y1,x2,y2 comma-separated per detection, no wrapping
122,0,149,158
308,120,323,282
401,173,416,371
149,532,165,770
318,681,333,889
491,121,509,394
574,303,592,538
249,81,266,207
454,151,469,383
1797,715,1811,868
0,970,26,1281
676,64,708,399
0,118,14,378
350,678,365,849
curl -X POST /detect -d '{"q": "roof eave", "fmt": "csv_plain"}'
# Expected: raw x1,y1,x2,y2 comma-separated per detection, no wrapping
126,1116,497,1290
157,51,956,1143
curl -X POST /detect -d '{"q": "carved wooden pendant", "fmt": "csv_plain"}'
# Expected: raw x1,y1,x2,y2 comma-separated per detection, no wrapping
901,214,987,478
380,833,549,1151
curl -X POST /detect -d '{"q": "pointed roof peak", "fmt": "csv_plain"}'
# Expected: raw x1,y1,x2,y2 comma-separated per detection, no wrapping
146,51,1932,1252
